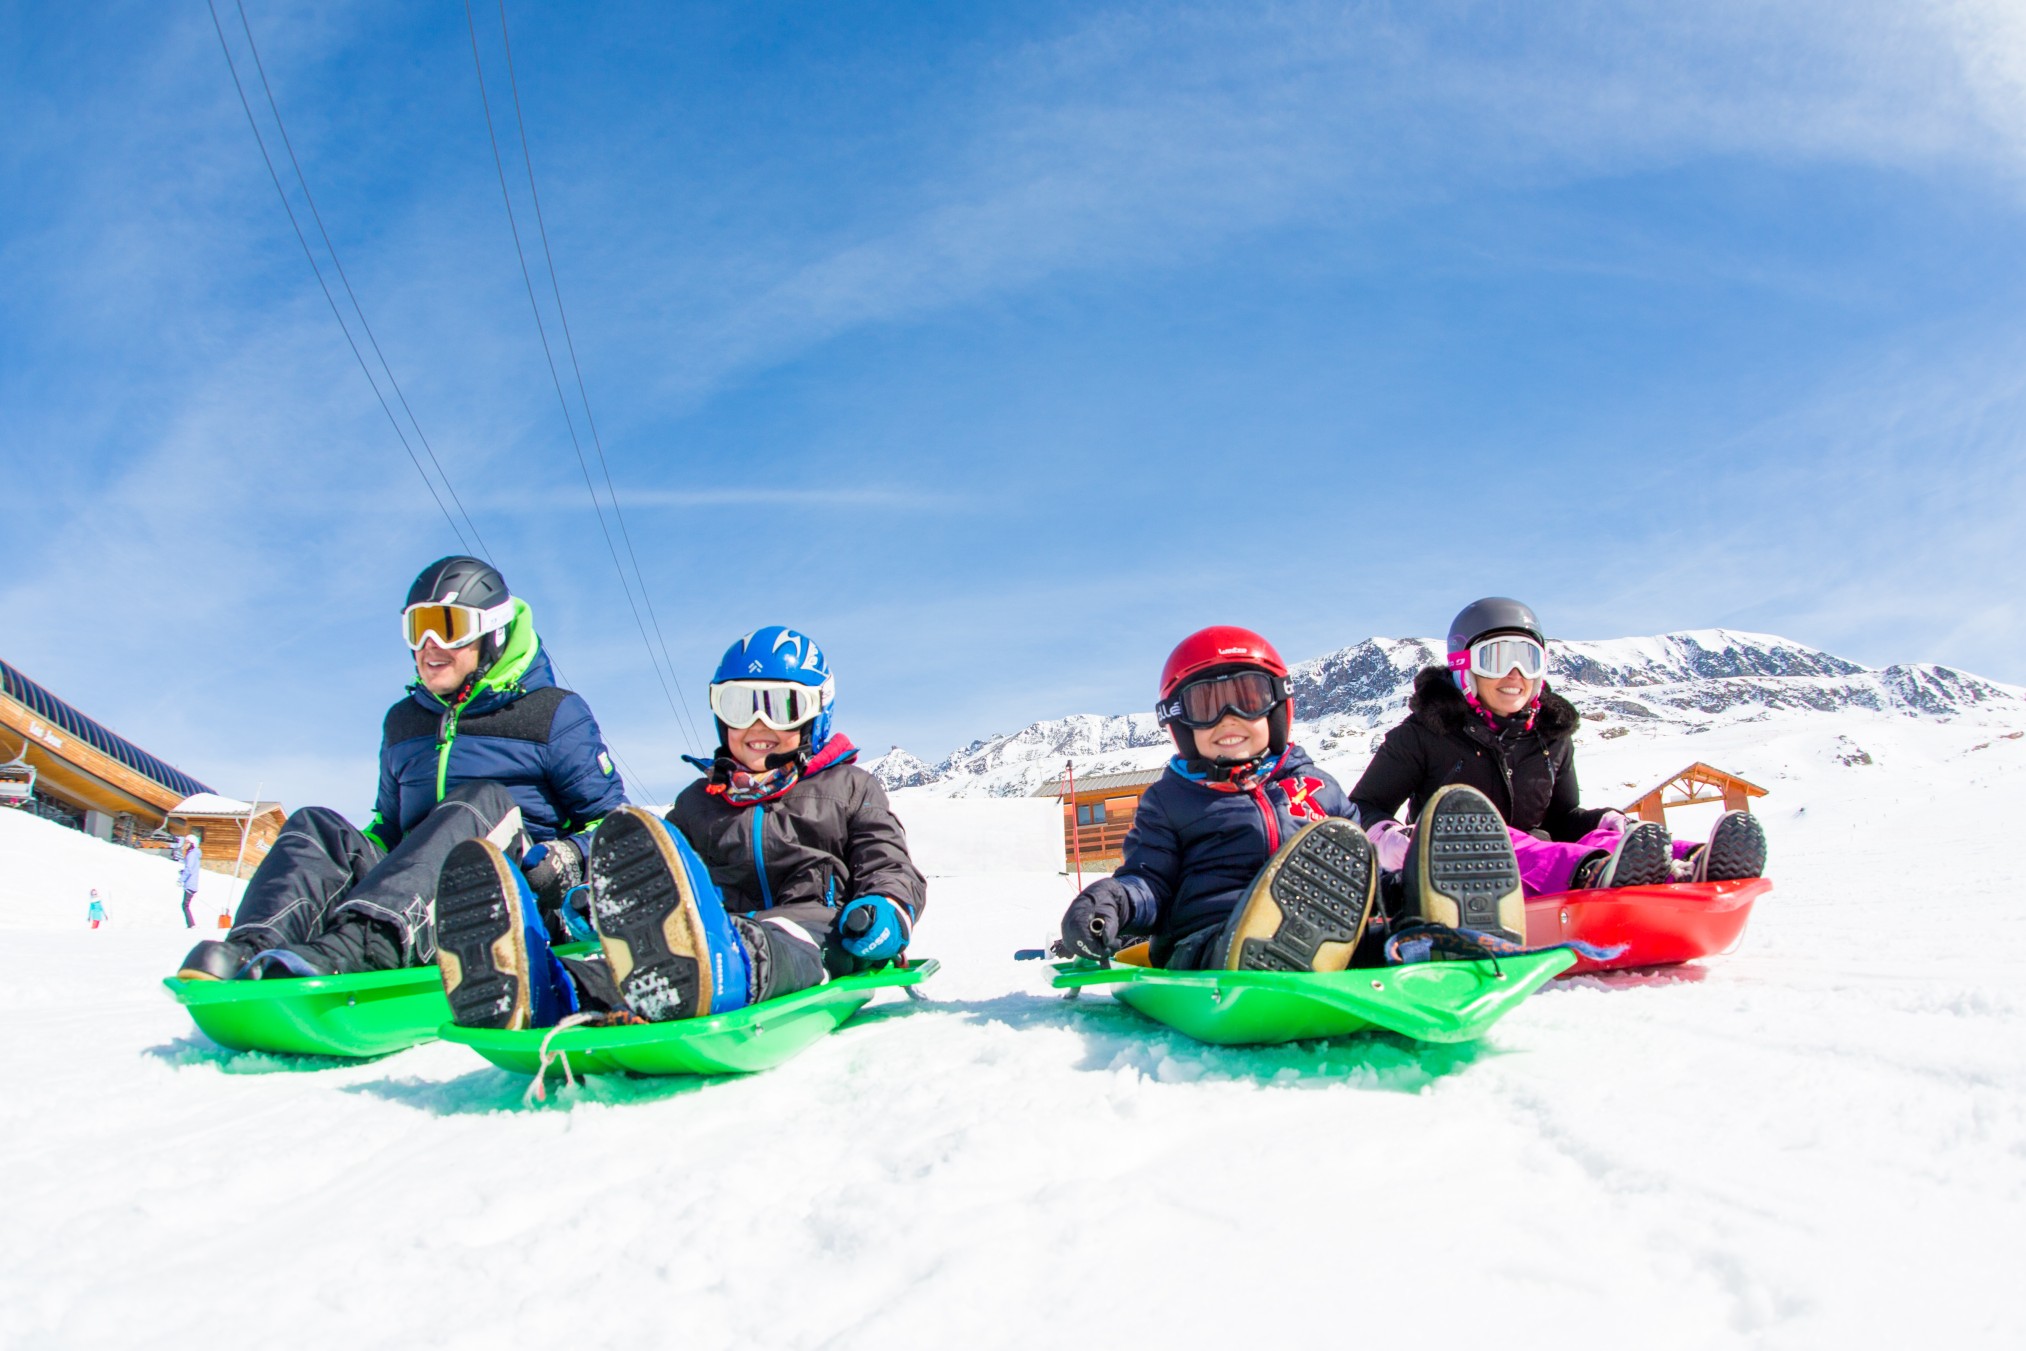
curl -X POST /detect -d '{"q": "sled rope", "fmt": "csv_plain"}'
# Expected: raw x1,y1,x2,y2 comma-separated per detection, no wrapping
524,1013,601,1105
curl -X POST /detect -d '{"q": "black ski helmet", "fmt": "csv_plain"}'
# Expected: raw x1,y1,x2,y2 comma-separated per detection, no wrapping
406,556,514,671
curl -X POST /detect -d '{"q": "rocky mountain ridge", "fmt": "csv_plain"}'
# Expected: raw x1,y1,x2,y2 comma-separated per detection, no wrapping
864,630,2024,798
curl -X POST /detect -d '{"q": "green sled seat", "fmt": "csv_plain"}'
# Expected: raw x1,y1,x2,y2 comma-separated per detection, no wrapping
163,942,598,1060
438,959,939,1079
1051,948,1576,1046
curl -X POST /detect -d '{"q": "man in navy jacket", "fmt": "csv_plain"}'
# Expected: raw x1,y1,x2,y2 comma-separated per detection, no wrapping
175,557,626,980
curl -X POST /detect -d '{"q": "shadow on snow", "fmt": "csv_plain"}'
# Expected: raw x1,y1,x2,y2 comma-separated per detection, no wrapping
904,990,1493,1092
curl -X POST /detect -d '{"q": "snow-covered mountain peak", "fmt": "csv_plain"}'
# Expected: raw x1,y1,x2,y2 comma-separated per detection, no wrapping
871,631,2024,798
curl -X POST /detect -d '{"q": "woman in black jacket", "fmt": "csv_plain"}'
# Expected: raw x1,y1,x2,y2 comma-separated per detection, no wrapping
1349,598,1765,896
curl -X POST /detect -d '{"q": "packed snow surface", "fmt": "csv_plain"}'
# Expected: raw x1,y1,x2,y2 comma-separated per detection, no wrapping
5,698,2025,1348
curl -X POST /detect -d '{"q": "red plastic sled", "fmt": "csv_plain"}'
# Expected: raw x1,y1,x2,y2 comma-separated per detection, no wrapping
1524,877,1771,975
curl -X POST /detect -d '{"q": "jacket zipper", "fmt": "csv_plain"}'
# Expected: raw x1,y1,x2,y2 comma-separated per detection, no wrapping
1250,785,1280,854
751,803,775,908
435,705,463,803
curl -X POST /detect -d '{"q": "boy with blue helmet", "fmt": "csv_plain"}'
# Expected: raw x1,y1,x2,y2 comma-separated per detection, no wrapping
434,625,927,1029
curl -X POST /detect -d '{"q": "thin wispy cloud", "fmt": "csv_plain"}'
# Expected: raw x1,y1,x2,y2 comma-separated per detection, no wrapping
5,0,2025,809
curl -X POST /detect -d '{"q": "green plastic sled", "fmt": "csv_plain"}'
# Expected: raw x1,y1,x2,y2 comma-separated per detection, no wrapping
1051,948,1576,1046
438,959,939,1079
162,942,597,1059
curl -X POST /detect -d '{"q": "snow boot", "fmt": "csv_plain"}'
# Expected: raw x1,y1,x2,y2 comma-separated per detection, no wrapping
1403,784,1525,944
1571,821,1673,890
176,937,254,982
588,806,753,1022
1214,818,1377,972
435,837,575,1029
1686,811,1768,882
240,915,403,979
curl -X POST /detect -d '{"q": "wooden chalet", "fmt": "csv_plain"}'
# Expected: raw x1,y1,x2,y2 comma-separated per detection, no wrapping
1,656,223,853
1623,762,1768,824
167,794,287,878
1030,765,1166,869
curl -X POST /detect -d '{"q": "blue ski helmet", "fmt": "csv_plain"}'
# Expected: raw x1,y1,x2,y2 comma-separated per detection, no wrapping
710,625,836,753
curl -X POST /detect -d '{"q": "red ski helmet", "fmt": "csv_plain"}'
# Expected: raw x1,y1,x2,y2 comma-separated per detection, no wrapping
1158,626,1288,698
1156,626,1292,765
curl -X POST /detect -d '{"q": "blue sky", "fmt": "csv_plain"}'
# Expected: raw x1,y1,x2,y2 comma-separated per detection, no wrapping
5,1,2025,814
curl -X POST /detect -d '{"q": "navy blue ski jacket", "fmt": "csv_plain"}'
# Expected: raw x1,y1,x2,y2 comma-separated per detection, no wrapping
1112,745,1355,965
368,599,625,855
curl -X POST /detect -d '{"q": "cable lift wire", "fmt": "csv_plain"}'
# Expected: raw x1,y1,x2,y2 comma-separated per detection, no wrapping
462,0,709,759
227,0,496,567
490,0,709,760
204,0,472,554
204,1,666,805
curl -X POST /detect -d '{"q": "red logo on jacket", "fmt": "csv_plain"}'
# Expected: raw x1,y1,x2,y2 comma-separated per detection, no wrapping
1281,775,1328,821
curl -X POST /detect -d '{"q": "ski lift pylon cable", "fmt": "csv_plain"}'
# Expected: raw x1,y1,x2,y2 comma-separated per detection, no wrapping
228,0,495,567
462,0,708,759
204,0,471,553
490,0,708,761
203,1,666,805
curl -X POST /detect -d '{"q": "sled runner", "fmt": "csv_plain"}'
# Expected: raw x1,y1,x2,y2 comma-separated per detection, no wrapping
1524,877,1769,975
163,942,598,1059
438,959,938,1078
1051,948,1574,1046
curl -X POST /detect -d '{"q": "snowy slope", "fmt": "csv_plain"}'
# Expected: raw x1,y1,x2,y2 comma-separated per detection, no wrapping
864,630,2026,799
4,706,2025,1349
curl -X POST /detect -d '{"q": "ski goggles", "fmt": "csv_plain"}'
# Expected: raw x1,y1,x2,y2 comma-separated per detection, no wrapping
402,599,514,651
709,679,831,732
1452,635,1547,681
1157,670,1286,728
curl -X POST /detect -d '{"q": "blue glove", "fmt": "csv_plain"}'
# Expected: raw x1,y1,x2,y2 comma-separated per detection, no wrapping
839,895,911,961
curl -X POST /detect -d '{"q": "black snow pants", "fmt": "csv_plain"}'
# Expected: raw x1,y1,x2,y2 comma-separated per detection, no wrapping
560,902,836,1013
226,781,525,965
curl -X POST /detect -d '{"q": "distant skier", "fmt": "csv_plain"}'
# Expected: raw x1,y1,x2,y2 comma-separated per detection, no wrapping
87,889,107,928
174,833,202,927
174,557,626,981
1346,597,1769,916
434,625,926,1030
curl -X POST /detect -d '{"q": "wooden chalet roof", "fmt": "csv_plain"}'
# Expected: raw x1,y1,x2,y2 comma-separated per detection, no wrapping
1028,767,1166,798
1625,761,1769,804
1,657,213,800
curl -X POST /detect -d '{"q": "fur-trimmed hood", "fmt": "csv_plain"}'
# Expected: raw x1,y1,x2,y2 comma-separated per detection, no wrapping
1407,665,1580,741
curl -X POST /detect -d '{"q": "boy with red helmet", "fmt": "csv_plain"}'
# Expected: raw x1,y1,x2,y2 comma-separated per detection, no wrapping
1060,626,1530,970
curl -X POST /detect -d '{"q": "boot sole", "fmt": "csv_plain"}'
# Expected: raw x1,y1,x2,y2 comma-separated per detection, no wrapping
1701,812,1768,882
1600,822,1673,888
1221,819,1376,972
1414,785,1525,942
435,838,531,1030
588,806,710,1022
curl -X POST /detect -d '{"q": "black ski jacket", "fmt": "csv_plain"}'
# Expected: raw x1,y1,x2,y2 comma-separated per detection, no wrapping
1347,667,1606,841
667,734,928,923
1111,745,1353,966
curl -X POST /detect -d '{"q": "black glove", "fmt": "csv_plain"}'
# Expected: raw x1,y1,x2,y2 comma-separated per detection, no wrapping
521,838,585,912
1058,877,1134,961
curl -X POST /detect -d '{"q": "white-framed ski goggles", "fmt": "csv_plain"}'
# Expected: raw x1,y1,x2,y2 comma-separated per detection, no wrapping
1459,635,1547,681
709,679,832,731
402,599,514,651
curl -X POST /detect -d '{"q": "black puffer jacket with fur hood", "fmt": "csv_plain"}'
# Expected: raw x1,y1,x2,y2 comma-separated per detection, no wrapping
1347,667,1607,841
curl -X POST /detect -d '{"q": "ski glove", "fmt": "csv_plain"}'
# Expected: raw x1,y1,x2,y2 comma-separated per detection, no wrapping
839,895,911,961
1059,878,1133,961
521,838,585,912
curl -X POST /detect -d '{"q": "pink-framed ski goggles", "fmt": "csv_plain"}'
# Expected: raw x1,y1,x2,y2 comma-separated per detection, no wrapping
1452,635,1547,681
